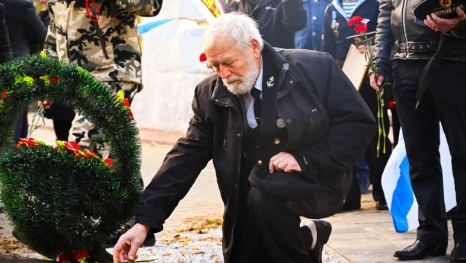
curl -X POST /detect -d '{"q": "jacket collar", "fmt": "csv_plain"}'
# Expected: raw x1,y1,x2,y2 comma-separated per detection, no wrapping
211,42,289,107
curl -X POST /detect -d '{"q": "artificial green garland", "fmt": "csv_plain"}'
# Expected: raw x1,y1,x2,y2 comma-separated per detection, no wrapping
0,54,142,258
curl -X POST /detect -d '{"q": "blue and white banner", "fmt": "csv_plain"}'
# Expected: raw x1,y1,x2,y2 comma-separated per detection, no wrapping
138,17,208,39
381,125,456,232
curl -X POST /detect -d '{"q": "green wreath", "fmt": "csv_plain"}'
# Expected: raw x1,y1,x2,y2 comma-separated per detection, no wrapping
0,54,142,258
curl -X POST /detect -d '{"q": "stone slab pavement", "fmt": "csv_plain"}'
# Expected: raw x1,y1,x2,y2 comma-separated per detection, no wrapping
0,117,457,262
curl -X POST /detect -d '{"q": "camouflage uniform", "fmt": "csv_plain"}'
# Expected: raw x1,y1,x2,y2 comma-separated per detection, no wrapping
43,0,163,159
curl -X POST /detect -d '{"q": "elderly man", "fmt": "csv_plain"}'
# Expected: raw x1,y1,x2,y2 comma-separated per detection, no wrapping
113,12,375,263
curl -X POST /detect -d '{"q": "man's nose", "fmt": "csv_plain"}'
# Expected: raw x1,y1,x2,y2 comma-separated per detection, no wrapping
220,67,231,79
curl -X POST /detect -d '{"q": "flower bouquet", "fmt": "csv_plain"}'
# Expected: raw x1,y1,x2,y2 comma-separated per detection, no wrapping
348,16,389,157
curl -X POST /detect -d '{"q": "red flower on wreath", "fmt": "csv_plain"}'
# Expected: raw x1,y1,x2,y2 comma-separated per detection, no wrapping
64,141,80,152
354,23,368,33
50,76,60,84
2,90,6,100
17,138,39,148
123,98,134,120
57,250,90,262
348,16,363,26
104,158,113,167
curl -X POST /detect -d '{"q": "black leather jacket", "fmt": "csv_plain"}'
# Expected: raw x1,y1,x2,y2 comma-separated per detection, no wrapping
374,0,466,74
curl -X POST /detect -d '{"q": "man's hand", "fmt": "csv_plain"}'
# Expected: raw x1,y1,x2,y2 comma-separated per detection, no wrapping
369,72,385,92
37,100,53,110
269,152,302,173
425,7,466,32
112,223,150,262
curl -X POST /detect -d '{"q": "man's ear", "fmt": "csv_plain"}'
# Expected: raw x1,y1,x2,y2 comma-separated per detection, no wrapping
250,39,261,58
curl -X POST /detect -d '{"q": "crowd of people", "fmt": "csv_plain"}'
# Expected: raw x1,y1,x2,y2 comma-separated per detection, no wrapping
1,0,466,262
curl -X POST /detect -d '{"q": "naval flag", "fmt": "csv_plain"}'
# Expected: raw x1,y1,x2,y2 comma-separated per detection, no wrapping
381,125,456,232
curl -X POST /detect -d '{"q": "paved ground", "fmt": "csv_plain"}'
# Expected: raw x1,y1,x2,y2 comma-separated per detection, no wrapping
0,117,458,262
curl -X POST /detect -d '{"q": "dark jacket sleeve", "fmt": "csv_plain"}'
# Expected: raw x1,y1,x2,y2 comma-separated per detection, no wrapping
322,5,336,58
279,0,307,31
0,3,11,63
135,86,213,232
23,1,47,46
299,54,376,176
373,0,393,76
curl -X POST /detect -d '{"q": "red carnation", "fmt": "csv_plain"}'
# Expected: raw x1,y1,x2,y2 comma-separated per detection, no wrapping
348,16,363,26
50,76,60,84
199,52,207,62
388,100,396,110
354,23,368,34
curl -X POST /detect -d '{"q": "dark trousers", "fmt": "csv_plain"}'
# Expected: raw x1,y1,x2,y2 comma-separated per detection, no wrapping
13,110,28,143
231,159,313,263
393,59,466,244
341,168,361,211
52,119,72,141
231,186,312,263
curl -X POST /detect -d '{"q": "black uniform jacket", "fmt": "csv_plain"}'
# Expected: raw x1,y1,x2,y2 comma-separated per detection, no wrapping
136,43,376,262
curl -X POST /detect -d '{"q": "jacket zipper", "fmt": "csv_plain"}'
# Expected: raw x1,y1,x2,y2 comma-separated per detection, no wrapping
402,0,410,58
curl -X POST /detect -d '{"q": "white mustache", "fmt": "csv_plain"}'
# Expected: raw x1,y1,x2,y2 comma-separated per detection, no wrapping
224,76,242,84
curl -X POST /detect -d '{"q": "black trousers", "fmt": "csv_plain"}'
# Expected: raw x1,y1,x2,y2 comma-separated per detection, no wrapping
230,158,315,263
393,59,466,245
13,110,28,143
52,119,72,141
231,186,313,263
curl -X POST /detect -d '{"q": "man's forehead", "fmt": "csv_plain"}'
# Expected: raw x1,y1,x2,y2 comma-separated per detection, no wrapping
205,41,238,61
206,36,234,50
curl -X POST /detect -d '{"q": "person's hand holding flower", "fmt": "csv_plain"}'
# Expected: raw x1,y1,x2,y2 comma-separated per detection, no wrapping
348,16,387,157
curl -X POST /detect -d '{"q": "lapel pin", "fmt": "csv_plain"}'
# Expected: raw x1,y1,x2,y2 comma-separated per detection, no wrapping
267,76,274,88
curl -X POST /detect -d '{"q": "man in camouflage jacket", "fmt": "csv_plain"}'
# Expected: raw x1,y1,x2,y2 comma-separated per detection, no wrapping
43,0,162,159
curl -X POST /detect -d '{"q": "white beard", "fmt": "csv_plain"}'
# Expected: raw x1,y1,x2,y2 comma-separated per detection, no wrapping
223,55,260,96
